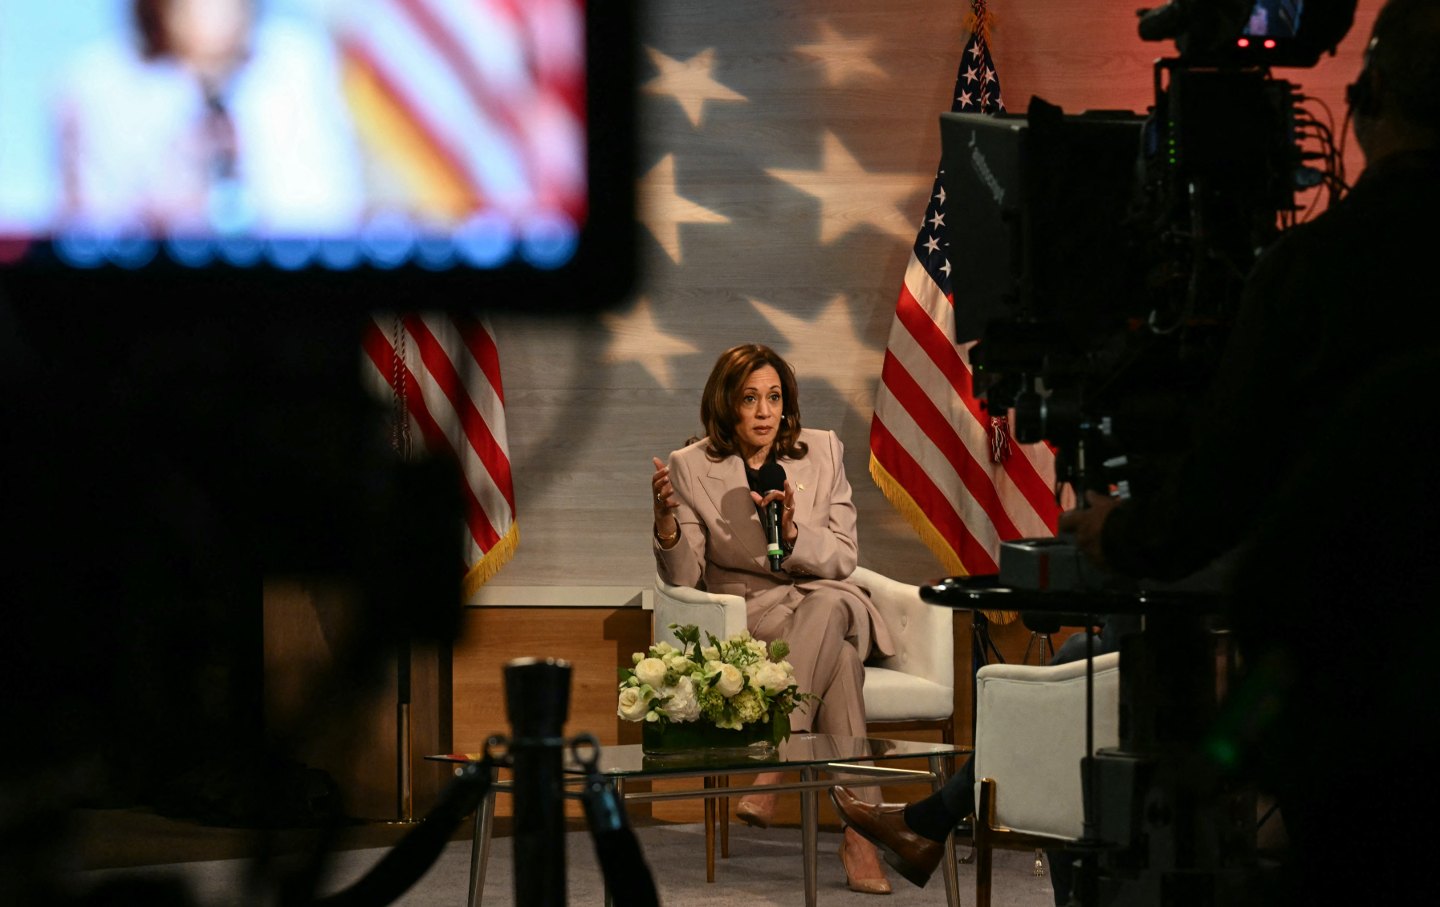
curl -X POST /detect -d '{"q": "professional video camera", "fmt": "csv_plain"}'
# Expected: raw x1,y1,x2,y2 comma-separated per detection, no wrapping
939,0,1356,506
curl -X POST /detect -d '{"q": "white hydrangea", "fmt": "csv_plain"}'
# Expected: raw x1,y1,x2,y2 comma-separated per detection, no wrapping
659,676,701,723
752,661,791,694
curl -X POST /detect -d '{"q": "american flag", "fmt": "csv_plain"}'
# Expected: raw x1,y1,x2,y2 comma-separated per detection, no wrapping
363,313,518,597
868,2,1059,600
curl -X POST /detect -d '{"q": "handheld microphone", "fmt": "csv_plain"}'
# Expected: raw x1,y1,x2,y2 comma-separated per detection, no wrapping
755,461,787,571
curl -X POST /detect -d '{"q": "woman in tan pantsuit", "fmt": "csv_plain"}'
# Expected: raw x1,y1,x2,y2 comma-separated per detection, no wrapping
650,343,895,894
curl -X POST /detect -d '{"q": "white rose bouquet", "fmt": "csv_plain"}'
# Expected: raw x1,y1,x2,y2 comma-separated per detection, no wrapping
617,624,813,748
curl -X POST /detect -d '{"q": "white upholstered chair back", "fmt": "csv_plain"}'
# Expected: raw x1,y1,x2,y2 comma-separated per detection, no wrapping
972,650,1121,840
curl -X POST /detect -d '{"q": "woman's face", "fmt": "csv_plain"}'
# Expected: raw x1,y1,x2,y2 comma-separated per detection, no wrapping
733,364,783,458
165,0,252,75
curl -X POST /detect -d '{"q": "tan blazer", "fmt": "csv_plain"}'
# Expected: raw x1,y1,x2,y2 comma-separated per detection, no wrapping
655,428,894,660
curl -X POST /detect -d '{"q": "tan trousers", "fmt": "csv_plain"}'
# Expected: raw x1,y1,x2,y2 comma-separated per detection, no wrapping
752,586,879,802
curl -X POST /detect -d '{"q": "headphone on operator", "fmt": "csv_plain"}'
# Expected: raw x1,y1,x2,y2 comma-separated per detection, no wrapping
1345,35,1381,119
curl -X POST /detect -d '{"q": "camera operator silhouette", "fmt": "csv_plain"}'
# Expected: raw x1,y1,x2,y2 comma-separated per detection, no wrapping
832,1,1440,904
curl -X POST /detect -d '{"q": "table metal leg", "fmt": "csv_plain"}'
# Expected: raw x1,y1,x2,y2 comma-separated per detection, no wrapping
719,774,730,859
703,776,717,883
930,754,962,907
603,778,625,907
801,766,818,907
469,774,498,907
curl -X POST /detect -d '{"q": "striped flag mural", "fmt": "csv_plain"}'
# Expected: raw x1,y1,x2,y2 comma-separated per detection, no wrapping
335,0,587,224
869,2,1060,615
363,312,518,597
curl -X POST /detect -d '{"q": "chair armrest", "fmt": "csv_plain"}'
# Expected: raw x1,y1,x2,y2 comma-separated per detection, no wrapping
849,566,953,693
652,576,747,648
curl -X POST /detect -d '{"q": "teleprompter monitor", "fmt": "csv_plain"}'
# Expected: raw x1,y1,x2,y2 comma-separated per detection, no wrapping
939,104,1145,345
0,0,637,314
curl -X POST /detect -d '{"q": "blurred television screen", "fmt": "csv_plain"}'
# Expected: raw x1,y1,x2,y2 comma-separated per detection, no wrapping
1243,0,1303,38
0,0,635,312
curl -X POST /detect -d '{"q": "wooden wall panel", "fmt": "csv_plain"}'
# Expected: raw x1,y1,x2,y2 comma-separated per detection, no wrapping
262,580,449,821
444,606,654,818
450,607,652,748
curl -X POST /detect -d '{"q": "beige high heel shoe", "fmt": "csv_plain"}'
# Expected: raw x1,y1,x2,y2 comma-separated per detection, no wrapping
840,828,893,895
736,771,783,828
735,791,777,828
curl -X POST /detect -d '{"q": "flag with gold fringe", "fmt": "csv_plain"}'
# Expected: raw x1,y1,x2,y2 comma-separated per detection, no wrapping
364,312,518,598
868,1,1059,623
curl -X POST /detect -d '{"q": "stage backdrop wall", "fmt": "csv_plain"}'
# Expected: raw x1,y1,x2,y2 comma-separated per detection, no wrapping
488,0,1378,595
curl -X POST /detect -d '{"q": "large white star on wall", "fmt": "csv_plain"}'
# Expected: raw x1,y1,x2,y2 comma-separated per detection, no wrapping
601,296,701,389
639,153,731,264
749,294,883,417
643,46,747,127
766,131,921,244
794,21,886,87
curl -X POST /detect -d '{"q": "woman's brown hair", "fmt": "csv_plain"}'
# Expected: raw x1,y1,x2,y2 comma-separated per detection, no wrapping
700,343,808,462
132,0,255,60
133,0,172,58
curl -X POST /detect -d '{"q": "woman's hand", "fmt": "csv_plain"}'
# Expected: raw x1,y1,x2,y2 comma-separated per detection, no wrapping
651,457,680,547
750,479,798,546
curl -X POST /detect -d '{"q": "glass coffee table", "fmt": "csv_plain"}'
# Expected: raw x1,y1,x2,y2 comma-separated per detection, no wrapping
430,733,970,907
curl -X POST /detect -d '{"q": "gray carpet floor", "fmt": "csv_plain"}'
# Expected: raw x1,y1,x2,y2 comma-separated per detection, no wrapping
66,822,1061,906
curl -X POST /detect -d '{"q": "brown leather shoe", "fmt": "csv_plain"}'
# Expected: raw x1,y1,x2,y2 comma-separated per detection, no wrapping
830,786,944,889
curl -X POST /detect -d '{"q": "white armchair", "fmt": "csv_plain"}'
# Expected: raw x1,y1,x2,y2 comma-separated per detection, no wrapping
969,650,1122,907
653,565,955,740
